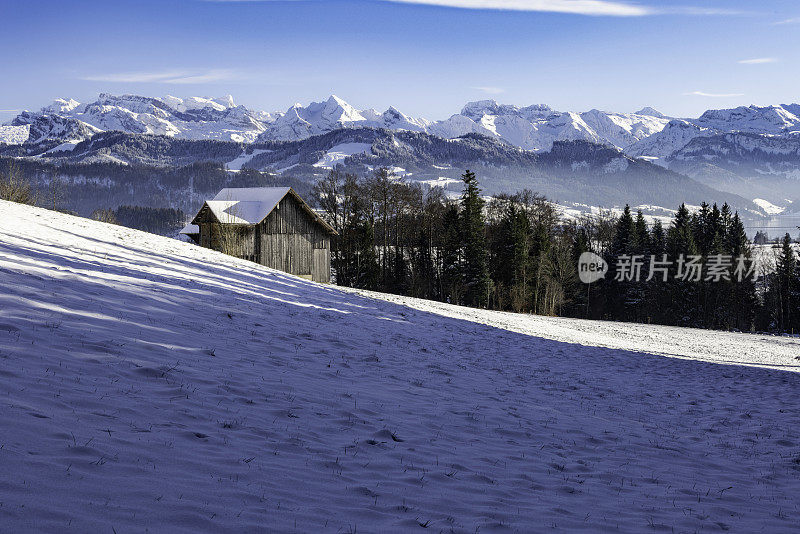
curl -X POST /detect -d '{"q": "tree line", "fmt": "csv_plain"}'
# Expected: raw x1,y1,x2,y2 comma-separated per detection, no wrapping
315,168,800,334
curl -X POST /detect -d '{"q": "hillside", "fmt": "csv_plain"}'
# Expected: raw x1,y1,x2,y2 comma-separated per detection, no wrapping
1,201,800,532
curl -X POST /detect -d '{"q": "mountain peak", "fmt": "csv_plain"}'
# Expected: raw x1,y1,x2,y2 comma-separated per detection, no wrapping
41,98,81,115
461,100,501,117
326,94,351,107
635,107,667,118
213,95,236,109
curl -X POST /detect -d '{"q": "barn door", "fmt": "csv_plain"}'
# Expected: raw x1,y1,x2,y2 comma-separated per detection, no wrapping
312,248,329,283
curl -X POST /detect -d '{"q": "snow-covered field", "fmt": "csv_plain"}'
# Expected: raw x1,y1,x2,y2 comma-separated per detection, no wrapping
1,200,800,532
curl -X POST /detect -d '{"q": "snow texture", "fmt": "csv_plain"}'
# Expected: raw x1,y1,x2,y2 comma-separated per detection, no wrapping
0,124,31,145
1,200,800,532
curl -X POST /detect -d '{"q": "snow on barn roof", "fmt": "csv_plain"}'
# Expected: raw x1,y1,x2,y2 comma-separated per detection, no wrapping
179,223,199,235
191,187,337,234
206,187,291,225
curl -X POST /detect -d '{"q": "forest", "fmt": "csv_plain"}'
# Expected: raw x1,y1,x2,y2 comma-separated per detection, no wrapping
314,168,800,334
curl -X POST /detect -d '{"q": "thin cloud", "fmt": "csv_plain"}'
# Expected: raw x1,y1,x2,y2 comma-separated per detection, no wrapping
774,17,800,25
166,70,238,84
472,86,506,95
0,109,21,113
656,6,750,15
81,69,239,84
684,91,744,98
379,0,652,16
204,0,750,16
738,57,778,64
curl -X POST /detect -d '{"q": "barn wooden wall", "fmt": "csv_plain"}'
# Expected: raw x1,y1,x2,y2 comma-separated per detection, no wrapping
258,195,330,283
195,194,331,283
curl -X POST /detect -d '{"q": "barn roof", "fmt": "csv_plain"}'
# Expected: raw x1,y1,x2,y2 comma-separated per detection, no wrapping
191,187,337,235
207,187,291,225
179,223,199,235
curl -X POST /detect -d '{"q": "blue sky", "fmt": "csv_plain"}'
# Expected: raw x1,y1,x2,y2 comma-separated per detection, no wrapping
0,0,798,121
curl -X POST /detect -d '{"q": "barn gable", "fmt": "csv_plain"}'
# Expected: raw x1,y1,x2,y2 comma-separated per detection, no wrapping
188,187,335,283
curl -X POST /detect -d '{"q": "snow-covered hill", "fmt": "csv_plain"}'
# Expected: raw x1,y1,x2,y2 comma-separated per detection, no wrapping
2,200,800,532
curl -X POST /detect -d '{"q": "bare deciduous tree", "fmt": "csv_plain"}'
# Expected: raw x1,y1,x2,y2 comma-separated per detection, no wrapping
91,208,119,225
0,162,36,205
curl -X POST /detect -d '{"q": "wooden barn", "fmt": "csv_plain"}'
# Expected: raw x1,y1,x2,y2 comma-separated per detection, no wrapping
182,187,336,283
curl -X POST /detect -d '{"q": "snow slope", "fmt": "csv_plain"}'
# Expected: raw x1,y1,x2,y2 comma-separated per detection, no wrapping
1,200,800,532
753,198,785,216
225,149,271,171
312,142,372,168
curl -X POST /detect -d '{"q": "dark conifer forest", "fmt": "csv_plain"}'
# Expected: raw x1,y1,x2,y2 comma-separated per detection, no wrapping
314,168,800,334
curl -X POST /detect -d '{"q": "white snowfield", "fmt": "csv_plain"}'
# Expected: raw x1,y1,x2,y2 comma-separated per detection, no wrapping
1,200,800,533
346,289,800,372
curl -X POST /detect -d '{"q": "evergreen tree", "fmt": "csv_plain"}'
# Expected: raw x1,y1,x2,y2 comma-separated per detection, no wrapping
665,204,699,326
727,212,758,331
649,219,666,255
643,219,668,324
440,203,463,303
460,170,491,307
605,205,637,320
633,210,649,255
768,234,797,332
611,205,635,256
495,199,531,311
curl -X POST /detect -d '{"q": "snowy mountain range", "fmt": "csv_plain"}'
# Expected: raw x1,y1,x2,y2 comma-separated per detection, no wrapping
4,93,800,209
4,93,799,158
3,94,274,146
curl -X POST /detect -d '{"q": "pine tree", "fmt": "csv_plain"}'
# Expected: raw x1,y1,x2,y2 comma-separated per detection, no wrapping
692,202,714,256
440,203,462,303
605,205,637,320
666,204,699,326
611,205,635,256
633,210,649,255
769,234,797,332
727,212,758,331
643,219,668,324
460,170,491,307
650,219,666,255
495,200,531,311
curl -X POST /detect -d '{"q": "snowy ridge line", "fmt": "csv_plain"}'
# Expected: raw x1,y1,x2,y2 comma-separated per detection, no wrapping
1,200,800,531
